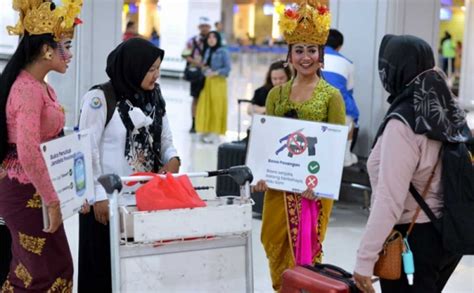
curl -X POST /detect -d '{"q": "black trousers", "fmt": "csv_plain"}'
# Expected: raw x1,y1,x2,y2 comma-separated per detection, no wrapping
78,207,112,293
442,57,455,75
380,222,462,293
0,225,12,285
190,77,205,99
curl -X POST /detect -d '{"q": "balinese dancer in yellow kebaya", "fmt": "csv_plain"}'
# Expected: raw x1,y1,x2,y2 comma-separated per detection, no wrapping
253,1,346,290
0,0,82,291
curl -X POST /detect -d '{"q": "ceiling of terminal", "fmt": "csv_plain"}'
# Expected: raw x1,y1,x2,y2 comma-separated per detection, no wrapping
124,0,328,5
442,0,465,7
234,0,329,5
123,0,458,9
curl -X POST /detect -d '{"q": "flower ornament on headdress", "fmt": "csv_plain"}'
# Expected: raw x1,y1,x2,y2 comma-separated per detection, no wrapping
7,0,83,41
277,0,331,45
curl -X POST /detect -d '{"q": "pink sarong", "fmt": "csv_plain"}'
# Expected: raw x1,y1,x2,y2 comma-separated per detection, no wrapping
295,197,321,265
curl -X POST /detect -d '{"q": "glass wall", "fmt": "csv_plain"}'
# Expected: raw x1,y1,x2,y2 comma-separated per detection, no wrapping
439,0,465,93
123,0,160,40
232,0,329,46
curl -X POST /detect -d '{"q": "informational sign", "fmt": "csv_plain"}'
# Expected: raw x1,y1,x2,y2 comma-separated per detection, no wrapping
246,115,349,200
0,0,19,57
41,130,93,228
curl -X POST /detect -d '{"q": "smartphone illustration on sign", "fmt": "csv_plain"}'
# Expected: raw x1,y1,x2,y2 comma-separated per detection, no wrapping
74,152,86,197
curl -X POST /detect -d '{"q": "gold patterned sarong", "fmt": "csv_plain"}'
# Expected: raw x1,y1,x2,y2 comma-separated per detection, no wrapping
261,189,334,291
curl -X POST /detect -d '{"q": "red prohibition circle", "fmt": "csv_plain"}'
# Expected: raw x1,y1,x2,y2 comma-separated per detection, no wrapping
305,175,318,189
287,131,308,155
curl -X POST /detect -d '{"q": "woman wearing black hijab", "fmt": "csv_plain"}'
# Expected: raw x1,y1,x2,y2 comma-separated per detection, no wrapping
77,38,180,292
353,35,464,293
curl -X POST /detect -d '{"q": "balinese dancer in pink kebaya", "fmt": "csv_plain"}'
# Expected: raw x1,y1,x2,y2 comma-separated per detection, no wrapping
0,0,82,291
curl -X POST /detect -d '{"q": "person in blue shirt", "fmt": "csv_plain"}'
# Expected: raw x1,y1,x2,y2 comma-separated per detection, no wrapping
322,29,359,166
214,21,227,47
150,28,160,47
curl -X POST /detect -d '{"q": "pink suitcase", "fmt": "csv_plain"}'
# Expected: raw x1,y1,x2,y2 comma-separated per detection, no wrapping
281,264,361,293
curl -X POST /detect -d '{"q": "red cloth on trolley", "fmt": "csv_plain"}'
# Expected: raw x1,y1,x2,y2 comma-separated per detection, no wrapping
132,172,207,211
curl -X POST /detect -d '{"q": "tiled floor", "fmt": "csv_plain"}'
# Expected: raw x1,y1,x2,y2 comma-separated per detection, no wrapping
2,57,474,292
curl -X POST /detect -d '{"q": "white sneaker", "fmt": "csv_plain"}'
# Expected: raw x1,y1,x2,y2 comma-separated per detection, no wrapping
201,136,212,144
350,152,358,165
201,133,219,144
344,152,358,167
344,140,357,167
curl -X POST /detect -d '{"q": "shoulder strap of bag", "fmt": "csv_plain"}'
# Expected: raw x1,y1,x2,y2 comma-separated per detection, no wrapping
102,81,117,127
90,81,117,128
279,85,284,104
407,151,442,235
192,37,203,56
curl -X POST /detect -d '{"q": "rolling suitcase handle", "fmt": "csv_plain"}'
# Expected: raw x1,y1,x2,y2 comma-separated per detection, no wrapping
237,99,252,141
304,264,361,293
312,264,354,279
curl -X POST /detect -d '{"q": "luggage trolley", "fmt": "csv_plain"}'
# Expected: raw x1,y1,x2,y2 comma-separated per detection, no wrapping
98,166,255,292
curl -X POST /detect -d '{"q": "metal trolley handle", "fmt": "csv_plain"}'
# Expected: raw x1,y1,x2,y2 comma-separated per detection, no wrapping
98,174,123,194
98,165,253,194
208,165,253,186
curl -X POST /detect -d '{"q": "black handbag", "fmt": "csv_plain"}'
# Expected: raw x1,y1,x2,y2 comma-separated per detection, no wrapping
184,66,204,82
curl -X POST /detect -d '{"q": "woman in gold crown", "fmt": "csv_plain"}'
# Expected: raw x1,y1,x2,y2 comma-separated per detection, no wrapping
253,1,346,290
0,0,82,291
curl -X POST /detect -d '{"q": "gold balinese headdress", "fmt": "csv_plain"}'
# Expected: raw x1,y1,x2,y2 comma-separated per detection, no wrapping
7,0,83,41
277,0,331,45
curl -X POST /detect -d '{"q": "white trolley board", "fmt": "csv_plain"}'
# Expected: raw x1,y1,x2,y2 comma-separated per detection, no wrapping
246,114,348,200
41,130,93,228
99,167,254,292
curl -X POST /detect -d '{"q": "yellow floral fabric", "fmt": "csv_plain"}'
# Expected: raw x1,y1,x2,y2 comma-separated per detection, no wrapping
14,263,32,288
261,78,345,290
1,279,14,293
47,278,73,293
266,78,346,123
18,232,46,256
26,192,42,209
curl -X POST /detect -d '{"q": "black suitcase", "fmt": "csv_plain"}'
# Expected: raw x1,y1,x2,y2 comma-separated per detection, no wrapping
216,141,247,197
216,141,265,217
216,99,265,216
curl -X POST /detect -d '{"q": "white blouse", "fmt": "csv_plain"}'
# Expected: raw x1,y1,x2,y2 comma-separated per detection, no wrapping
79,89,178,204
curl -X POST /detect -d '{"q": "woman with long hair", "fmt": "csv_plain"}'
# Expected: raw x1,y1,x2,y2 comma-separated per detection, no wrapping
248,60,292,115
195,31,231,143
253,3,345,290
0,0,82,291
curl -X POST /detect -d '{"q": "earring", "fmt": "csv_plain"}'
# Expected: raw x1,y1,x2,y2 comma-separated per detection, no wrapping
44,51,53,60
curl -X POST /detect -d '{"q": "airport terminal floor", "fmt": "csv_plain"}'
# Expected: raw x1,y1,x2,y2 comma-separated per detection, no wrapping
1,56,473,292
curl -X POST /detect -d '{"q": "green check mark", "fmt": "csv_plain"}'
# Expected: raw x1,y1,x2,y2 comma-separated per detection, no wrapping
308,161,320,174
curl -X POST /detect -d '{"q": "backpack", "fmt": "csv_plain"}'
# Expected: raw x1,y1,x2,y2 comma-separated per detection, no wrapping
410,140,474,255
89,81,117,127
378,114,474,255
